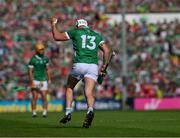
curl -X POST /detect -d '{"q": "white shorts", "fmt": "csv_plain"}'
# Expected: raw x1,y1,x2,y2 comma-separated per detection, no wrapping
70,63,98,81
33,80,48,91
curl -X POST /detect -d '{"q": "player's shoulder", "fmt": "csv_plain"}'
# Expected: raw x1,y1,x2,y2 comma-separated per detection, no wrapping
42,56,49,62
28,55,36,64
30,55,36,60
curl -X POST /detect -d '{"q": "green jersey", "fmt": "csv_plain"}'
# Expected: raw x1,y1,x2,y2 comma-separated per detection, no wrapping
28,55,49,81
66,28,104,64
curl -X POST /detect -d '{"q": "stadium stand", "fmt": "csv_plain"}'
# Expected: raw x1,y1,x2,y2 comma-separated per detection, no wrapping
0,0,179,102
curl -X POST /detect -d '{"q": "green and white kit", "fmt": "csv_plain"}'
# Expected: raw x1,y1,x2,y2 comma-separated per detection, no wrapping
28,55,49,90
65,28,104,81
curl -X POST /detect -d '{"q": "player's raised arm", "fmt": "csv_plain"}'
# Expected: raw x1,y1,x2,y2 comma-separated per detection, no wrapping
51,17,69,41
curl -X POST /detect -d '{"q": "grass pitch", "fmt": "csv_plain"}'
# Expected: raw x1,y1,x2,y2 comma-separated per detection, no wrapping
0,110,179,137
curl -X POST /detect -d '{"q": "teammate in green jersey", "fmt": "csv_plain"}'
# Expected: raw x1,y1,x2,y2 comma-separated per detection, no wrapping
28,43,51,117
51,18,111,128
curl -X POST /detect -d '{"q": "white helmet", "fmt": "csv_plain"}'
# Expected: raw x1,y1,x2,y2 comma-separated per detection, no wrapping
75,19,88,28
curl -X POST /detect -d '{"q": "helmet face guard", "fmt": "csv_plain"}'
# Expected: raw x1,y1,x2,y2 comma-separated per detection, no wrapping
75,19,88,28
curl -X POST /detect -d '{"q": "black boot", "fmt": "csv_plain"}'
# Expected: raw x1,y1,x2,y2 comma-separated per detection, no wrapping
60,113,71,124
82,111,94,128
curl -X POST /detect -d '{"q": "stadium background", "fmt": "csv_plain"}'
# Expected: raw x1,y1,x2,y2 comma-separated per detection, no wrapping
0,0,180,112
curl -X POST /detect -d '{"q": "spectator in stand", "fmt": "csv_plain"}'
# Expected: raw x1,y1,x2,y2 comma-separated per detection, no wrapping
0,0,179,101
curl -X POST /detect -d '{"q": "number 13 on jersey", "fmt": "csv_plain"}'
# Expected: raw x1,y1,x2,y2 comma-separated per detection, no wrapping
81,35,96,50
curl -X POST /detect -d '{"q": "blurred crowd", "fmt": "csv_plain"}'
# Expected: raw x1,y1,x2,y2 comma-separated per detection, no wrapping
104,0,180,13
80,0,180,13
0,0,180,102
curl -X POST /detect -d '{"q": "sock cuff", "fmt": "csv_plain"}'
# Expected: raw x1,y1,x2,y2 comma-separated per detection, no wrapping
87,107,94,114
88,107,93,111
65,107,72,115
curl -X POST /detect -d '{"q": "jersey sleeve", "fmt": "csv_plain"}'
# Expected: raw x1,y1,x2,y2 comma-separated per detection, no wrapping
66,29,76,40
28,57,35,68
98,35,105,47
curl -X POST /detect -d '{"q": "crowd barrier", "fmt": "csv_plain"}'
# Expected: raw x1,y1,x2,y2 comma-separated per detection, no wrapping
0,100,64,112
134,98,180,110
1,98,179,112
0,99,121,112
